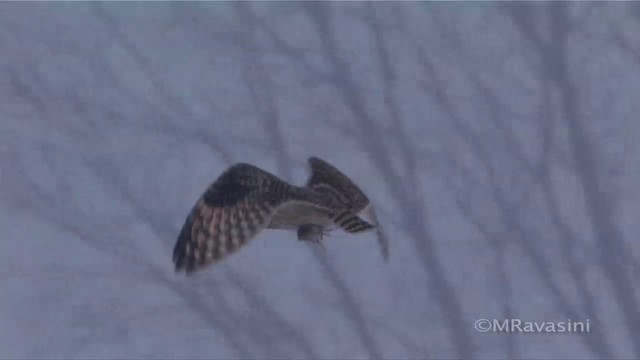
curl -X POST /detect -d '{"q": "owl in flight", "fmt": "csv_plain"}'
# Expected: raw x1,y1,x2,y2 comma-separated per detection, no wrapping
173,157,389,273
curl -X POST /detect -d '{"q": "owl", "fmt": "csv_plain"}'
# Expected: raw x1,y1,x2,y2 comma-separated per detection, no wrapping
172,156,388,273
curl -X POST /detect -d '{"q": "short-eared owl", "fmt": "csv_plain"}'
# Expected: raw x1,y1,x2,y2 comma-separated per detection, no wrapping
173,157,388,273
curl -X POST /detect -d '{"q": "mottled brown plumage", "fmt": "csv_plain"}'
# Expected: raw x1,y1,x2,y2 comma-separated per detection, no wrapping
172,157,386,273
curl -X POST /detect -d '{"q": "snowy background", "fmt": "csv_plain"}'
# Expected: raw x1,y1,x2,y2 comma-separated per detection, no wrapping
1,2,639,359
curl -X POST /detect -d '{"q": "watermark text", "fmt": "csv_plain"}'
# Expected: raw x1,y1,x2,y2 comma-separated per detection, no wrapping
474,318,591,333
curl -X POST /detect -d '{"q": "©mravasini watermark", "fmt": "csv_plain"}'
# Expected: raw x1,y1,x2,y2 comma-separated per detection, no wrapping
475,318,591,333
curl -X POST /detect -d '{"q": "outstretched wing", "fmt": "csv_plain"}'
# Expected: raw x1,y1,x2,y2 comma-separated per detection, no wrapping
307,157,370,212
173,163,296,273
365,206,389,262
307,157,389,261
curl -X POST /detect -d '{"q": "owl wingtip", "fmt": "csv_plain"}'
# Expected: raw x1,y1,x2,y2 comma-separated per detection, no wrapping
381,249,390,263
173,262,198,275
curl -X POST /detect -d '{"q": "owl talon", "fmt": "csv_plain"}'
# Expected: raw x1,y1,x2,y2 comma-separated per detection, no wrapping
298,226,327,250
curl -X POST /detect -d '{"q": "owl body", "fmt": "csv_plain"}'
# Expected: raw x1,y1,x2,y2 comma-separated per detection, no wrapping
268,200,334,230
172,157,386,273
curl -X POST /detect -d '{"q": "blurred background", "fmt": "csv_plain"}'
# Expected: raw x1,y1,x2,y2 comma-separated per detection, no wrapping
1,2,639,359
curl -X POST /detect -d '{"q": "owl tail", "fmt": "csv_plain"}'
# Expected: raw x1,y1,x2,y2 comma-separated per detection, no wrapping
332,210,375,233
